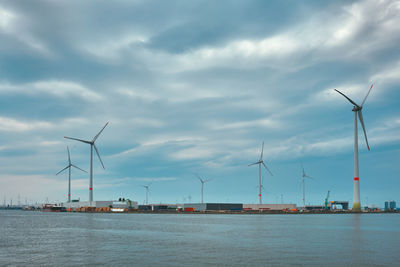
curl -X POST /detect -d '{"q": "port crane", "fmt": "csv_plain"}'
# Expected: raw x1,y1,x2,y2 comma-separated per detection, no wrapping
324,190,330,210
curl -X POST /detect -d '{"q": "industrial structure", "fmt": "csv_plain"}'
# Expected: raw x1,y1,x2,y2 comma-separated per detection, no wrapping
141,184,151,205
248,141,273,205
196,175,211,204
335,84,373,211
384,201,396,211
64,122,108,204
305,201,349,211
183,203,243,212
301,164,313,209
62,200,138,209
324,191,330,210
56,146,87,203
243,204,296,211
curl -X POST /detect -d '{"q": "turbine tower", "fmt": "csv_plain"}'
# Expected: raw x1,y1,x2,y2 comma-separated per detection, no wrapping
335,84,373,212
301,164,313,209
196,175,211,204
248,141,273,204
141,184,151,205
64,122,108,203
56,146,87,203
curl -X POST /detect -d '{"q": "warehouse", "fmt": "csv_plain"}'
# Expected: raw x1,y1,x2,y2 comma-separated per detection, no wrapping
62,200,138,209
243,204,297,211
183,203,243,211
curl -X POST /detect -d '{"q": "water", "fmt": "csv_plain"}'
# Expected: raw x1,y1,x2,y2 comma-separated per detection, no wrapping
1,211,399,266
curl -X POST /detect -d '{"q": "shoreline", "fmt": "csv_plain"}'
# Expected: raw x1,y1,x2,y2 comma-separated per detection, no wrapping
5,209,397,215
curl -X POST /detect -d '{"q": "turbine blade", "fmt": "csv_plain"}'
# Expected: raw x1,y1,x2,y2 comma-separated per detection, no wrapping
358,110,370,151
71,164,87,173
262,162,273,176
248,162,259,167
67,146,71,164
92,122,109,142
64,136,91,144
361,83,374,107
194,174,203,183
334,89,360,107
94,144,105,169
260,141,264,160
56,166,69,175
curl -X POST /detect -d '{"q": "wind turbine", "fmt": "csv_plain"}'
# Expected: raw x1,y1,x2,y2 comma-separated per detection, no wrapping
141,184,151,205
56,146,87,203
301,164,313,209
248,141,273,204
196,175,211,204
334,84,373,212
64,122,108,203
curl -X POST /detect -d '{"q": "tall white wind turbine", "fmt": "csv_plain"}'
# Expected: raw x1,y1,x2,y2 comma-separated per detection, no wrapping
64,122,108,203
248,141,273,204
56,146,87,203
301,164,313,209
196,175,211,204
335,84,373,212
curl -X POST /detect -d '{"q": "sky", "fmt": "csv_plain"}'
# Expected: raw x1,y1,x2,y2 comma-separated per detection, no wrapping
0,0,399,207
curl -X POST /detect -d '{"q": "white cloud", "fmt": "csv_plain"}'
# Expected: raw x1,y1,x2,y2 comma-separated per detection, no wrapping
175,34,304,71
32,80,103,101
371,61,400,85
39,140,63,146
167,0,400,73
210,117,281,131
0,5,52,57
117,87,158,101
323,0,400,57
108,135,205,158
80,33,148,63
171,146,215,160
0,80,102,101
0,6,15,31
0,116,53,132
57,0,400,76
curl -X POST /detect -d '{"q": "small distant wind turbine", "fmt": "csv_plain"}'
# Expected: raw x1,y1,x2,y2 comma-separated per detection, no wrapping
334,84,373,212
56,146,87,203
196,175,211,204
141,184,151,205
301,164,313,209
248,141,273,204
64,122,108,203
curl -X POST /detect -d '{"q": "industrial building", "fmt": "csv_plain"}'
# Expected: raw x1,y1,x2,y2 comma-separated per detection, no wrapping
243,204,296,211
304,201,349,211
183,203,243,211
138,204,179,211
384,201,396,211
62,200,138,209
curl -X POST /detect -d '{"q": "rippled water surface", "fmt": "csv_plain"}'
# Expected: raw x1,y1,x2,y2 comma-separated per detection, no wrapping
1,211,399,266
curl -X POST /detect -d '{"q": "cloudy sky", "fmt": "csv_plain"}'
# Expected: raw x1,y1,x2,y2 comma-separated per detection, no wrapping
1,0,399,207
